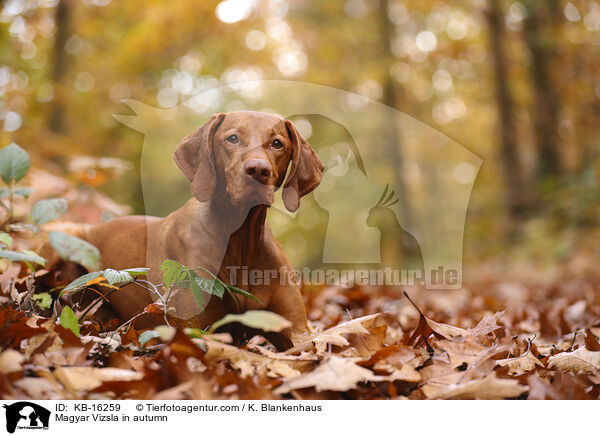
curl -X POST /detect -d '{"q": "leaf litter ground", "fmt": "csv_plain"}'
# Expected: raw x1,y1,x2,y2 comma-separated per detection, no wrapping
1,257,600,400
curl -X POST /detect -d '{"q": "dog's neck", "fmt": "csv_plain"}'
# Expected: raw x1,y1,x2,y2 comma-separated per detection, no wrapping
202,193,268,263
228,205,267,260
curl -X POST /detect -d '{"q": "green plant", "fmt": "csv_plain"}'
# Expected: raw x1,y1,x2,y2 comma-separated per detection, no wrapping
58,259,261,336
0,143,100,272
159,259,257,308
0,143,31,225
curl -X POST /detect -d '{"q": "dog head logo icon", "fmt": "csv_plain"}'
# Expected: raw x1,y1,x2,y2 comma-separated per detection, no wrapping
3,402,50,433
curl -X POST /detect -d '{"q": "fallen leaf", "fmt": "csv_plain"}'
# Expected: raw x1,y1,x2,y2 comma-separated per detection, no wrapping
426,318,469,342
496,350,544,375
548,346,600,374
467,310,506,336
210,310,292,333
384,364,421,382
427,373,528,399
204,339,313,378
53,367,144,391
274,356,386,394
404,293,467,345
286,314,383,357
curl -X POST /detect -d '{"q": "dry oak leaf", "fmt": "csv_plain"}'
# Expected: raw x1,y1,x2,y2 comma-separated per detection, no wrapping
421,342,509,400
406,297,504,346
434,338,489,369
312,314,381,346
383,364,421,383
425,310,506,343
547,346,600,374
203,339,314,379
285,314,383,354
362,347,422,382
427,373,528,400
419,362,466,398
424,318,469,342
496,350,544,375
23,331,62,359
52,367,144,391
466,310,506,336
346,313,398,359
274,355,387,394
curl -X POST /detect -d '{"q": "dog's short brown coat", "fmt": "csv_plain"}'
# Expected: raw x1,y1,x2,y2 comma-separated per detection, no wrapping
80,111,323,344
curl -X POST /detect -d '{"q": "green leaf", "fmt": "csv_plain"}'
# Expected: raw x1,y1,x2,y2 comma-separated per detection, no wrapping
60,268,146,297
123,267,150,277
138,330,160,347
209,310,292,333
196,276,225,298
59,306,80,336
13,187,33,198
0,187,33,198
184,327,208,338
188,271,207,309
0,249,46,265
154,325,175,342
20,250,46,266
160,259,184,289
101,268,133,286
0,143,30,184
49,231,100,271
33,293,52,309
0,232,13,248
227,284,259,302
60,271,105,296
31,198,68,225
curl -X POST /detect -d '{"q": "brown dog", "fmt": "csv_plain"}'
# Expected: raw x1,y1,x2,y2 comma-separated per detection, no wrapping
80,111,323,344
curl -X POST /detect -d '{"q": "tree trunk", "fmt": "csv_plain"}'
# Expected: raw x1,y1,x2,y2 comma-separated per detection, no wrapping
377,0,412,230
49,0,71,134
485,0,529,217
522,0,563,186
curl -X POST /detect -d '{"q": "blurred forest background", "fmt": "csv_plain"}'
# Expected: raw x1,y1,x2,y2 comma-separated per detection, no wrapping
0,0,599,276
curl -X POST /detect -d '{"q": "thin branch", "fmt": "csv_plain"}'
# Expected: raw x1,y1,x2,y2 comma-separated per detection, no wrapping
78,288,118,320
7,180,14,224
108,312,146,343
133,279,170,326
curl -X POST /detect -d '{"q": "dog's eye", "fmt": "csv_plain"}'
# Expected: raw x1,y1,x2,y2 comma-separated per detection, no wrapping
226,134,239,144
272,139,284,149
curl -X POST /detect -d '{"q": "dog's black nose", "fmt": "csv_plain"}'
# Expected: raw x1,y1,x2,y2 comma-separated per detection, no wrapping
244,159,272,184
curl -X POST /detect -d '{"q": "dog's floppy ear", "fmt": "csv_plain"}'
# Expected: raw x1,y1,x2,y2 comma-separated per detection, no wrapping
173,112,226,202
282,119,324,212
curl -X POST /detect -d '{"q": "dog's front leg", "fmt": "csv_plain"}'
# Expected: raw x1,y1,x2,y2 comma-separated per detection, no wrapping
240,261,309,347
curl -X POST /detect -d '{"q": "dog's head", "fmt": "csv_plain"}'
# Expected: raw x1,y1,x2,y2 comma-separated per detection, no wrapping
173,111,324,212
